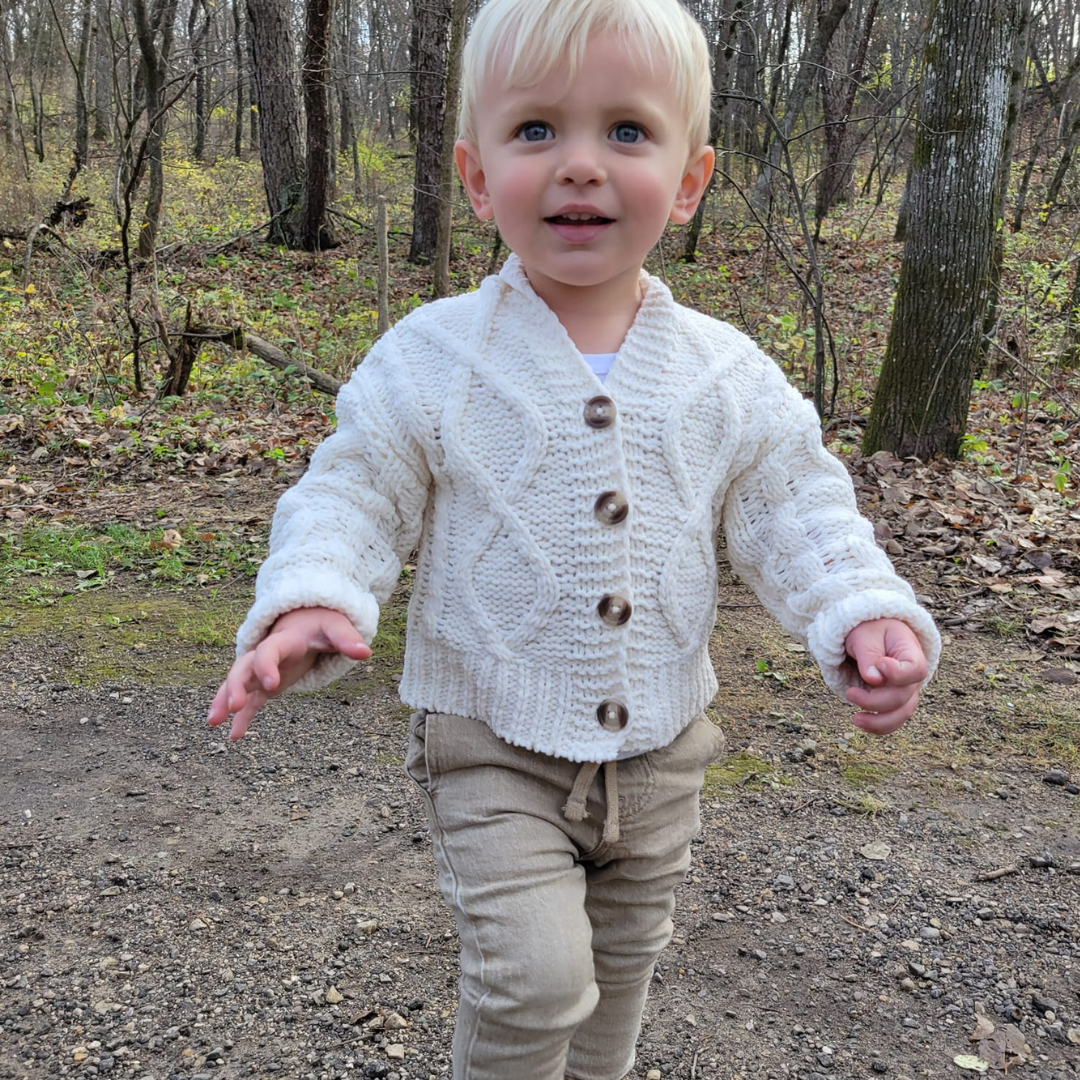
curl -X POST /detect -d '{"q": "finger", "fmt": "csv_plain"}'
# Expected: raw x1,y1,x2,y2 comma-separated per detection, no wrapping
877,653,928,686
228,691,266,741
322,620,372,660
846,683,915,714
851,687,920,736
207,681,232,726
851,705,911,736
208,652,258,724
252,638,286,695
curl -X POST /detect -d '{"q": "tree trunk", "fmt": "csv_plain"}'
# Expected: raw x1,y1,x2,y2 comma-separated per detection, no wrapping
815,0,880,221
92,0,111,139
134,0,180,258
298,0,338,250
984,0,1031,340
336,0,355,165
232,0,244,155
246,10,260,150
408,0,450,265
432,0,467,296
72,0,93,173
863,0,1021,461
247,0,305,245
1043,107,1080,217
190,0,210,161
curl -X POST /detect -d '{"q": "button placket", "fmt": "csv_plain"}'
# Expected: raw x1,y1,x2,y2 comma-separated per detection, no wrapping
584,395,630,735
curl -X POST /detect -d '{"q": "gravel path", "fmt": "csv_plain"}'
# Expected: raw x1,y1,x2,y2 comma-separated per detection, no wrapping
2,605,1079,1080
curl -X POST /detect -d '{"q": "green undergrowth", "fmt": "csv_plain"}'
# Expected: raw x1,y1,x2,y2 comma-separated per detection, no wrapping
0,521,263,595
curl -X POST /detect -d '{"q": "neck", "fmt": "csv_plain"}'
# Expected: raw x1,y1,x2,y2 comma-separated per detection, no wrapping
522,265,644,354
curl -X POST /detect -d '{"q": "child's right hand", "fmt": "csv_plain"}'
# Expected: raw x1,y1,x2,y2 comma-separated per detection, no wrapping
207,607,371,740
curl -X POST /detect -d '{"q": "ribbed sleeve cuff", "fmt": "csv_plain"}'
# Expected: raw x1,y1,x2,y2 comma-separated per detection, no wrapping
806,588,942,699
235,571,380,693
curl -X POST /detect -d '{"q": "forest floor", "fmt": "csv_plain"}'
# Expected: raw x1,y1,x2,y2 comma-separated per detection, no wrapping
1,451,1079,1080
1,199,1080,1080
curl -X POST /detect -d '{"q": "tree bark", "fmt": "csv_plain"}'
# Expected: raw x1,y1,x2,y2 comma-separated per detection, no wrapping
863,0,1021,460
815,0,880,221
232,0,244,156
190,0,210,161
247,0,305,245
298,0,338,250
73,0,93,173
92,0,112,139
408,0,450,264
432,0,467,296
134,0,180,258
984,0,1031,340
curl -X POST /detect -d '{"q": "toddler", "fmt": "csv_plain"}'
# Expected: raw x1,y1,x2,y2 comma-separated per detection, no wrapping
209,1,940,1076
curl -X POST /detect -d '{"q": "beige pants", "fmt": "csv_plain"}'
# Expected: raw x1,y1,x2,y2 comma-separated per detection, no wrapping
404,710,726,1080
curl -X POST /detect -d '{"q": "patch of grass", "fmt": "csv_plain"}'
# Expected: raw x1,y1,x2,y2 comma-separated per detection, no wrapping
0,587,250,686
0,521,263,592
840,761,894,787
993,698,1080,769
832,791,891,817
702,751,780,798
984,614,1025,638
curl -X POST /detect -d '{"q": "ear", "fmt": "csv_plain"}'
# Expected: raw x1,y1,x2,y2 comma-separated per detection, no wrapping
669,144,715,225
455,140,494,221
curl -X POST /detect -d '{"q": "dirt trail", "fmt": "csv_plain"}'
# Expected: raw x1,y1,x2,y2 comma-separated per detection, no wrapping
2,562,1079,1080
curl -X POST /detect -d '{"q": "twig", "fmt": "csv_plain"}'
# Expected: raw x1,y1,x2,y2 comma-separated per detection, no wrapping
975,865,1018,882
840,914,875,932
782,794,824,816
983,333,1080,422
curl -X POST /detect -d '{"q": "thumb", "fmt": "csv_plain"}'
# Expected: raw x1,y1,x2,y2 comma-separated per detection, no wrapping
322,616,372,660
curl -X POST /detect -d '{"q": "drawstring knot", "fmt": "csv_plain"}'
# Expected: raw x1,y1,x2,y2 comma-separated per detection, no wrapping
562,759,621,845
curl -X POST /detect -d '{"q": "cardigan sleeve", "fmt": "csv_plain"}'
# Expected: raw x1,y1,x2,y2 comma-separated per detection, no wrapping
234,331,432,691
720,356,940,699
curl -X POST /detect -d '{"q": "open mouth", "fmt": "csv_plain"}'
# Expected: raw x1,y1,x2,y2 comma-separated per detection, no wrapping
545,214,614,225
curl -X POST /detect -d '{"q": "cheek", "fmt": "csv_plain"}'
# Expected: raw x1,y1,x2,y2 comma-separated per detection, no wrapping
487,165,545,232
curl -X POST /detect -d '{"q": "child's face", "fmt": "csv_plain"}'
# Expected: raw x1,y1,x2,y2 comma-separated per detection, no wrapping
456,33,713,310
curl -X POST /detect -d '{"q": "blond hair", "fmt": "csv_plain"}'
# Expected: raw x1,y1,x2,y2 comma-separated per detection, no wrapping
458,0,712,148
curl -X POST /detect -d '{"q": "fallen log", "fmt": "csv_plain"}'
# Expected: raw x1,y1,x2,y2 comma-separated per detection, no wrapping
184,324,343,397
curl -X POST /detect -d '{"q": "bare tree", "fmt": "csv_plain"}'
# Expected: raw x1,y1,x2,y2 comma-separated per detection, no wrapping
864,0,1023,460
247,0,305,243
409,0,449,264
299,0,338,250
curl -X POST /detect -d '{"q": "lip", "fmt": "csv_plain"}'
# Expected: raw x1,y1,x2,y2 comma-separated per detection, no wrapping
545,204,614,222
544,205,615,245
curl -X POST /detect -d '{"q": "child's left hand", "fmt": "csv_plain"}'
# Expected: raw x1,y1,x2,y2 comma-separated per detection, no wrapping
843,618,928,735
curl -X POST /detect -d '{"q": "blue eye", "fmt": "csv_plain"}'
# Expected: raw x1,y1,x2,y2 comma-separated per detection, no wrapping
612,123,645,144
518,121,553,142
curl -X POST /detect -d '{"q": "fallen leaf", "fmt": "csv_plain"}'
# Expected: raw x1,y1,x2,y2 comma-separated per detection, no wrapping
953,1055,990,1073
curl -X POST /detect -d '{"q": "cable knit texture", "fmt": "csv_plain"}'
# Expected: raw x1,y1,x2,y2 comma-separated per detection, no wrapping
237,255,940,762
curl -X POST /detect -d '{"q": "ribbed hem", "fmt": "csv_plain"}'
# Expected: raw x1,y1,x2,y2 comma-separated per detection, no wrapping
399,638,719,763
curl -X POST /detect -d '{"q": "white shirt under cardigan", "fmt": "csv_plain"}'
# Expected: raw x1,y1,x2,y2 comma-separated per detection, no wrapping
237,255,941,763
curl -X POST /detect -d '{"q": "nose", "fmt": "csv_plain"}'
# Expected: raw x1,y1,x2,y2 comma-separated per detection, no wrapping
555,137,606,186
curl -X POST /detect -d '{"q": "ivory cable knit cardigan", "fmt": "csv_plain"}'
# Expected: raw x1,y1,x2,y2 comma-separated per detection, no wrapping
238,255,940,762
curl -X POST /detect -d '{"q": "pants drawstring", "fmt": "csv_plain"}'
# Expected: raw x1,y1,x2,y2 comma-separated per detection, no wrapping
562,759,620,846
